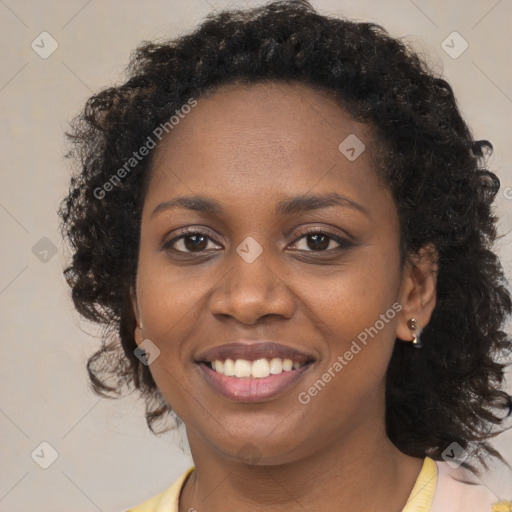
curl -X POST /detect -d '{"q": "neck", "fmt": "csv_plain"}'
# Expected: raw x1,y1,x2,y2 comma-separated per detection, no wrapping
179,421,423,512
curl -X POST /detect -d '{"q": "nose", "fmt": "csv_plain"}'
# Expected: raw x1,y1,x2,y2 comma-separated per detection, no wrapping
208,243,296,325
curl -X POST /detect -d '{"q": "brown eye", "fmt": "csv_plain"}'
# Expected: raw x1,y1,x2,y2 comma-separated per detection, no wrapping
291,229,353,252
181,233,209,252
304,233,331,251
163,229,222,253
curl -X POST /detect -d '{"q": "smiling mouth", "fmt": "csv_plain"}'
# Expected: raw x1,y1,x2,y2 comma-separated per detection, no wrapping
195,341,316,401
203,357,310,378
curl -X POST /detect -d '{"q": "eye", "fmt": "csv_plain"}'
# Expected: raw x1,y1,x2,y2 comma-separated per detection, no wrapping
163,228,222,253
290,228,354,252
163,227,354,254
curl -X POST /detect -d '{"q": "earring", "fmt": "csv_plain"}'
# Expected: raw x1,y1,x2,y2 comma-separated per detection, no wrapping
407,318,422,348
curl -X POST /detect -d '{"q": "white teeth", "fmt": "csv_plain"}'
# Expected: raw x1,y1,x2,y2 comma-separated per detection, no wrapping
269,357,283,374
224,359,235,376
209,357,306,378
251,358,270,378
234,359,252,378
282,359,293,371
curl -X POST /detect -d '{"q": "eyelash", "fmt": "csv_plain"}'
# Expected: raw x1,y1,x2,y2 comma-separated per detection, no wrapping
162,226,355,255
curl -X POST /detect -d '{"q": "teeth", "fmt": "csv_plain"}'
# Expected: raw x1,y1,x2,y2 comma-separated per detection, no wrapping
234,359,252,378
251,358,270,378
282,359,293,371
224,359,235,376
269,357,282,374
209,357,306,378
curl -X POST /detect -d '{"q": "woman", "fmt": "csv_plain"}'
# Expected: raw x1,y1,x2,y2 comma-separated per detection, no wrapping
58,1,512,510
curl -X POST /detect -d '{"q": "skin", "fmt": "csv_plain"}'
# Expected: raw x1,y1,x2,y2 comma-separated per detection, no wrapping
132,81,437,512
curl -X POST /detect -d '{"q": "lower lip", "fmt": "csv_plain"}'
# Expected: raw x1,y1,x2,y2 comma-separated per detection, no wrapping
198,363,312,402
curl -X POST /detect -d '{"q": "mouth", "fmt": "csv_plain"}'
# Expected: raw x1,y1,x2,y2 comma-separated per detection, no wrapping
195,342,316,402
204,357,308,378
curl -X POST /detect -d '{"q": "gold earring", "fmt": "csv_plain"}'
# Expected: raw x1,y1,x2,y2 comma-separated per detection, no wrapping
407,318,422,348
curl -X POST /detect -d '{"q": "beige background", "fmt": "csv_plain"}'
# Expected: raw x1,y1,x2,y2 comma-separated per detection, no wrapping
1,0,511,510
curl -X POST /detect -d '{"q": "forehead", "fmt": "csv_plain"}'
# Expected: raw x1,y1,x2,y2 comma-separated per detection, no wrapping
146,81,385,217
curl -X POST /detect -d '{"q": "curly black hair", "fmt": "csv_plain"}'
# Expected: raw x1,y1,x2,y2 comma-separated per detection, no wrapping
58,0,512,471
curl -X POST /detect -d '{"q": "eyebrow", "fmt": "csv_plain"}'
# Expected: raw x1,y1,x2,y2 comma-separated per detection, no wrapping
151,192,368,219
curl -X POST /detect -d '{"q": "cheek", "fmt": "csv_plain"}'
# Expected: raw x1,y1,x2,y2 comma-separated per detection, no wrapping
309,251,400,327
136,260,209,355
136,221,215,330
135,256,204,420
135,244,237,417
303,247,401,371
295,267,400,429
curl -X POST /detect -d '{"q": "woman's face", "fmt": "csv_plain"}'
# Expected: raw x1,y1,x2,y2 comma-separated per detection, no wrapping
133,81,421,465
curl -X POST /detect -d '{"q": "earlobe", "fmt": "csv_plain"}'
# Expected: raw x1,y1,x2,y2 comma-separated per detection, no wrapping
396,244,438,344
130,286,144,344
405,317,422,348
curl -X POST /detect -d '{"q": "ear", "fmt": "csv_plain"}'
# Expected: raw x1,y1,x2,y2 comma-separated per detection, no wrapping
130,286,144,345
396,244,438,342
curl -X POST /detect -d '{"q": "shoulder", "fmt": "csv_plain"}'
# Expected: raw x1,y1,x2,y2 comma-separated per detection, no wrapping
125,467,195,512
430,460,512,512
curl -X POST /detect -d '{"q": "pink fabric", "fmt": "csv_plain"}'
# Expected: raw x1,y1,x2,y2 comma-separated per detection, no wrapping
430,460,502,512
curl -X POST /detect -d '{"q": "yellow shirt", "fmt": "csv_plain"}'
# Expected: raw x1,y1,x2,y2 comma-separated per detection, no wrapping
126,457,511,512
126,467,194,512
402,456,437,512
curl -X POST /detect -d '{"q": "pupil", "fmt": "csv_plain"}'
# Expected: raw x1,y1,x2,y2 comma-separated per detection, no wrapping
185,234,207,251
308,234,328,251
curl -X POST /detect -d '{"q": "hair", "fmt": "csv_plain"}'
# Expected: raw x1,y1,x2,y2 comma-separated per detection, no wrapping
58,0,512,471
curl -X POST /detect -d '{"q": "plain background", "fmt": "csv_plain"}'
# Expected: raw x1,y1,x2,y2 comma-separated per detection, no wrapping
1,0,512,510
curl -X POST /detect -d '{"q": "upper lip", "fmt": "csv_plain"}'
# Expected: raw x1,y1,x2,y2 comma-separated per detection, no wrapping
195,341,316,363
